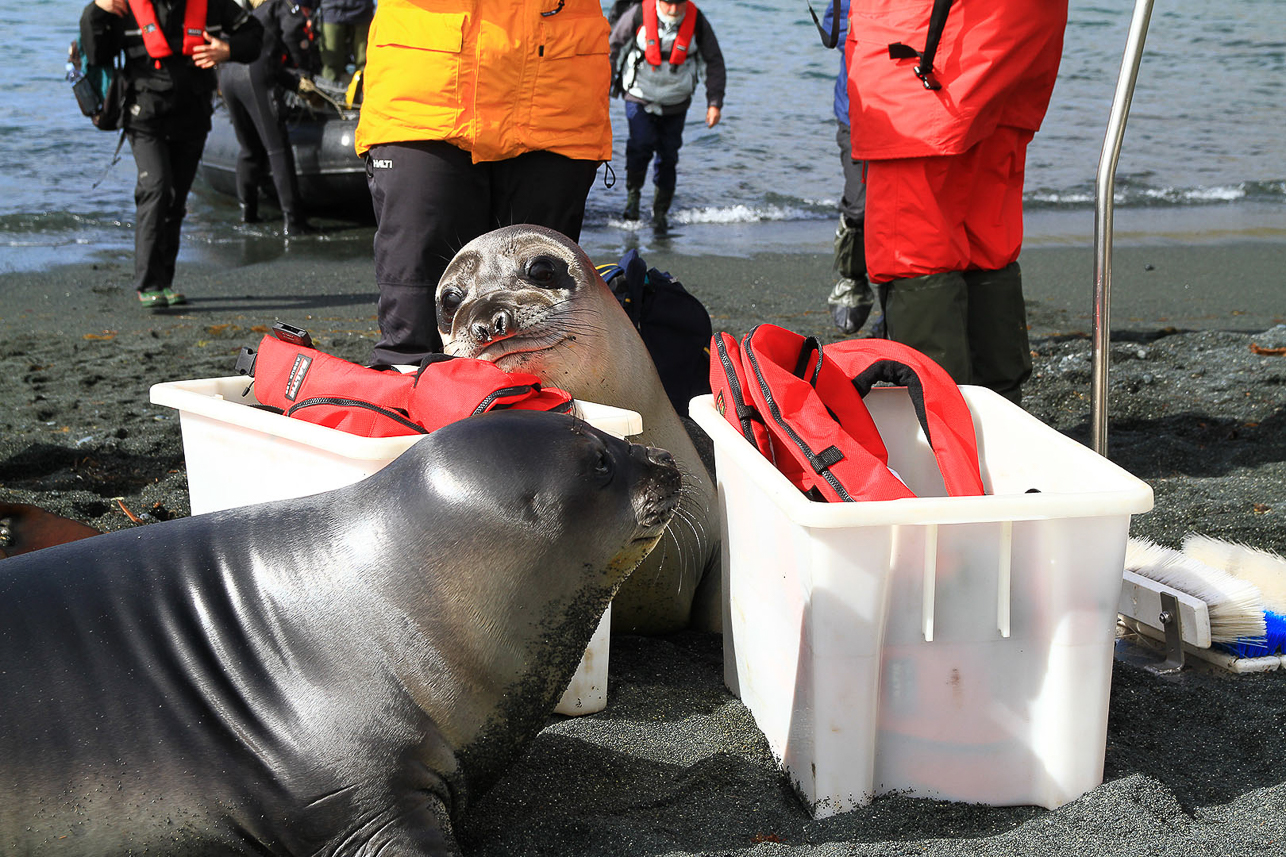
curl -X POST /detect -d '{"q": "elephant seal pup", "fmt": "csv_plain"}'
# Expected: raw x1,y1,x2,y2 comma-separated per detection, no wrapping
0,410,679,857
437,224,720,635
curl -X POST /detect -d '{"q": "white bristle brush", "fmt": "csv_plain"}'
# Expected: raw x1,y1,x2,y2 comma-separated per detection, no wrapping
1181,535,1286,614
1124,537,1267,643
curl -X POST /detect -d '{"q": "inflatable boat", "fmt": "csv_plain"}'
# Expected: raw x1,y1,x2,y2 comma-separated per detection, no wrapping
199,80,370,220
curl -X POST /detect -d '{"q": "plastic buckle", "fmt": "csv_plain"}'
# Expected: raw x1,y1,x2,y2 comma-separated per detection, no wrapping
914,65,942,91
234,346,257,377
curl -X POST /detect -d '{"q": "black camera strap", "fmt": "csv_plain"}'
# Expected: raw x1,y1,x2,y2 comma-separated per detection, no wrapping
91,129,127,190
806,0,841,50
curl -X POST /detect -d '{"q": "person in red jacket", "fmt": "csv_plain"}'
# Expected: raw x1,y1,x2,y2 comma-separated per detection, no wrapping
845,0,1068,404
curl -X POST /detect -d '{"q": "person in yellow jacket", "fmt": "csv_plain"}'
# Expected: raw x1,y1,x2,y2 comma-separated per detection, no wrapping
355,0,613,367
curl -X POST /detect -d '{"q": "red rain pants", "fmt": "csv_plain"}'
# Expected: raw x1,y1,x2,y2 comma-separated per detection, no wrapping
863,125,1033,284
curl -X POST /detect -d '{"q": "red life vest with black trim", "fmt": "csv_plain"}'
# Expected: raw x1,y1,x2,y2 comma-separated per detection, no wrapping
709,324,984,502
248,333,574,439
642,0,698,67
127,0,208,60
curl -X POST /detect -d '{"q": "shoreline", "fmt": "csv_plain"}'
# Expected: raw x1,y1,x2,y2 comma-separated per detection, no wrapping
3,235,1283,341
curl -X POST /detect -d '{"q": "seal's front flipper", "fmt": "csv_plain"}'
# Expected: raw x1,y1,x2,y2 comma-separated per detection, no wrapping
359,795,461,857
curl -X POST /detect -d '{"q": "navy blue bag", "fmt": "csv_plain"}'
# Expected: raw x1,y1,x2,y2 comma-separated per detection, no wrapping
597,249,713,417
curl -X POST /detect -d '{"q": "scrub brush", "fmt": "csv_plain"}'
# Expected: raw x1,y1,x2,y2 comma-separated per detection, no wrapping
1182,535,1286,657
1124,537,1267,644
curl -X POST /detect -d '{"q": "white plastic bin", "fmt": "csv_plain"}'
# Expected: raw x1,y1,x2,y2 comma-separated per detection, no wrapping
152,376,643,717
689,387,1153,816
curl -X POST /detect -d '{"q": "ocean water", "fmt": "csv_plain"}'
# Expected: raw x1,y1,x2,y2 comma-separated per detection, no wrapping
2,0,1284,273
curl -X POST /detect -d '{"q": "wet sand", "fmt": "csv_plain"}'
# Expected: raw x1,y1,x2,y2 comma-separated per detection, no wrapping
2,233,1285,855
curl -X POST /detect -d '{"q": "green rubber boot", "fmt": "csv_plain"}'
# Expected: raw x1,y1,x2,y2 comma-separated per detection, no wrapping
622,170,644,221
652,185,675,232
622,188,641,221
827,214,875,334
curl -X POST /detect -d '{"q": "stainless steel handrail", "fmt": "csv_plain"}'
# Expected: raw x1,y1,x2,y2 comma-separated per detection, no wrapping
1092,0,1156,456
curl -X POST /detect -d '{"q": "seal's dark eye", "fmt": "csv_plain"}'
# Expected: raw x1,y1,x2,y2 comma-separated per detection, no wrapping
525,256,557,286
439,286,464,323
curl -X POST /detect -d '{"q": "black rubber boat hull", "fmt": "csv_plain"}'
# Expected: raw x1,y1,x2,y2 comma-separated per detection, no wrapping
200,102,371,220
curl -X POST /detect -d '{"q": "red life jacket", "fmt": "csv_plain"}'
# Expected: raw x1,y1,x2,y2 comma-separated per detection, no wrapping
642,0,699,67
248,334,574,438
127,0,208,60
709,324,985,502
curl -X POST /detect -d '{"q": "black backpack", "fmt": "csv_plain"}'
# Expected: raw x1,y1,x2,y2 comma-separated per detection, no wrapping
597,249,712,417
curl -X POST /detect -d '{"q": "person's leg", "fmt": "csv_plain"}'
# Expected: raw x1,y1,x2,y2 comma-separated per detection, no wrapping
243,65,310,234
963,125,1030,273
319,22,347,81
221,67,266,222
650,111,686,228
366,141,490,365
622,101,655,220
351,21,368,70
964,262,1030,403
828,121,875,334
153,132,207,303
878,272,972,383
127,129,172,298
491,150,599,241
962,126,1034,402
865,154,973,381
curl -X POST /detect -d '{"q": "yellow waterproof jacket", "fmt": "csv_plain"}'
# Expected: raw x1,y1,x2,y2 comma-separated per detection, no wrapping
355,0,613,162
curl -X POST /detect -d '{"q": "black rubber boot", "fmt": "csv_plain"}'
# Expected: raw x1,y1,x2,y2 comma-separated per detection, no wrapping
964,262,1031,404
880,271,971,384
239,200,259,224
652,185,675,232
283,212,316,237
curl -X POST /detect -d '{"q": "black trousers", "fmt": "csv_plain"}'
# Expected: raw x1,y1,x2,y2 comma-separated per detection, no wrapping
365,140,599,367
128,127,207,293
218,62,302,218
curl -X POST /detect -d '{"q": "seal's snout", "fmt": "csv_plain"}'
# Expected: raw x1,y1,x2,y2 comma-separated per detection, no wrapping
631,443,682,532
470,308,514,344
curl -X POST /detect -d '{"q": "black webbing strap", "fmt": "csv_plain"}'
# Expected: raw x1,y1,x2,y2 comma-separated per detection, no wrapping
791,337,825,385
811,445,845,474
806,0,842,49
886,0,954,91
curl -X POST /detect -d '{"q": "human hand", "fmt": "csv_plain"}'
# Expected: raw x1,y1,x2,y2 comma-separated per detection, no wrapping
192,32,231,68
297,76,316,93
706,105,722,128
94,0,128,16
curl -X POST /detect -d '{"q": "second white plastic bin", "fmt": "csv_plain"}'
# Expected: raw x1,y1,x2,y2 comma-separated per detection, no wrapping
689,386,1153,816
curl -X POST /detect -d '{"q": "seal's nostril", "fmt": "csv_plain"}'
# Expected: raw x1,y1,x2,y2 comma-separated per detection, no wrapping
648,448,676,467
471,323,491,343
493,312,509,337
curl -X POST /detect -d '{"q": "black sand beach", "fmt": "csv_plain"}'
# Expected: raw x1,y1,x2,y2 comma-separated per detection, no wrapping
2,232,1285,855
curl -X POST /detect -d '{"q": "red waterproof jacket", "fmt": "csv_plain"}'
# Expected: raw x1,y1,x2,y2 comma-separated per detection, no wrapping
845,0,1068,159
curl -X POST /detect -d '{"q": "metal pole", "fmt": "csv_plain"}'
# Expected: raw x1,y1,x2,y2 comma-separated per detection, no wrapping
1092,0,1156,456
